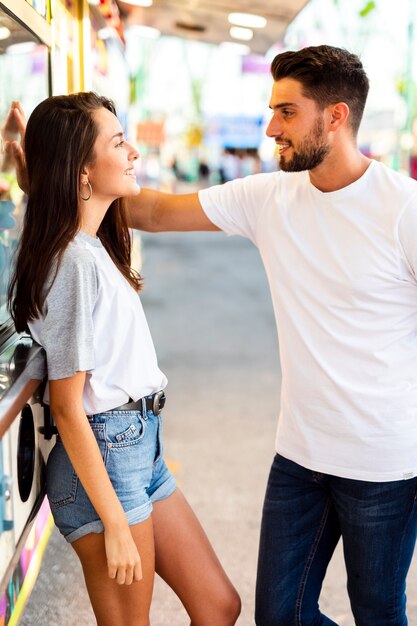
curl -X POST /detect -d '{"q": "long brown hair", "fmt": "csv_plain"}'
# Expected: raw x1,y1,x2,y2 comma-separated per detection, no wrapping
8,92,142,332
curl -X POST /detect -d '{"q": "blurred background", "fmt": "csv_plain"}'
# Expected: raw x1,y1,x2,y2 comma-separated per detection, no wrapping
106,0,416,187
1,0,416,201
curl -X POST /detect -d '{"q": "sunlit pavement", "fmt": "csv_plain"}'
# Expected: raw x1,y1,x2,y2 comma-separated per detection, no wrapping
22,227,417,625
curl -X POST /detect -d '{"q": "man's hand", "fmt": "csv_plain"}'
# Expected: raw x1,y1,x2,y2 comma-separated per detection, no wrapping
1,102,28,193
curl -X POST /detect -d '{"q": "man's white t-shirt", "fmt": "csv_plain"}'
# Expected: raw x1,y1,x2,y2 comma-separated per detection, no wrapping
199,160,417,481
29,231,167,415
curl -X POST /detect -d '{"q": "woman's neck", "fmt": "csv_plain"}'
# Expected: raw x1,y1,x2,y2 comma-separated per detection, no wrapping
79,199,112,237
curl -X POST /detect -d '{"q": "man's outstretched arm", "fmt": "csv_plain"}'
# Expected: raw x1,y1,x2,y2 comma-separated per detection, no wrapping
4,101,219,234
126,188,220,233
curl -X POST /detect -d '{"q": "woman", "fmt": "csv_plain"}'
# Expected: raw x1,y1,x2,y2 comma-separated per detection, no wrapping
7,93,240,626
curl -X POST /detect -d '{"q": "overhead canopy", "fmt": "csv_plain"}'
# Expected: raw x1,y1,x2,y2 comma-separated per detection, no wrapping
117,0,310,55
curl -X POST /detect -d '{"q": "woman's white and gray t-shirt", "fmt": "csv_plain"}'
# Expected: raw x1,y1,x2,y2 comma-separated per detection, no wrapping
29,231,167,415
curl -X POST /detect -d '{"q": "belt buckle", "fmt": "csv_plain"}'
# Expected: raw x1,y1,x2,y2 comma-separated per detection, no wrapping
152,391,165,415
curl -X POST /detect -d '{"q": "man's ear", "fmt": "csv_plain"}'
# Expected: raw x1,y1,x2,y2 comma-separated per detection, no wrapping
327,102,350,132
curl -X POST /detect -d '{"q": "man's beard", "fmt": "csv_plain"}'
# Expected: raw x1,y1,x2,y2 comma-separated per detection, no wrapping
278,116,330,172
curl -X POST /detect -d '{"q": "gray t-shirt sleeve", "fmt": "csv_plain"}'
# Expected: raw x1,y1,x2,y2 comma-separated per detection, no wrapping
40,244,99,379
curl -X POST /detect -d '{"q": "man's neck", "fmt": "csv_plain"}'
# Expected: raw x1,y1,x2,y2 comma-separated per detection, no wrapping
308,145,371,193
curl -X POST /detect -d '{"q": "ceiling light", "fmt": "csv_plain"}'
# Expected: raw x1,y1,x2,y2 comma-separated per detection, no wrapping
0,27,11,40
6,42,37,54
219,42,251,56
228,13,267,29
126,24,160,39
230,26,253,41
121,0,153,6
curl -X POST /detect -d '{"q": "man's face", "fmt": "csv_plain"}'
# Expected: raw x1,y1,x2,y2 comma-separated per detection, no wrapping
266,78,330,172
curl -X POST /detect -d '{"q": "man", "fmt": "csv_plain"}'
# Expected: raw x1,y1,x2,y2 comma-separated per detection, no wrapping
6,45,417,625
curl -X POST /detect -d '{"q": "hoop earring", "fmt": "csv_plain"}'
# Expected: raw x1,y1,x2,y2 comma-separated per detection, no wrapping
80,181,92,201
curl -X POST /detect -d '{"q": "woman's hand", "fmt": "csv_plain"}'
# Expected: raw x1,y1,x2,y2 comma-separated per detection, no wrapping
104,522,143,584
1,102,28,193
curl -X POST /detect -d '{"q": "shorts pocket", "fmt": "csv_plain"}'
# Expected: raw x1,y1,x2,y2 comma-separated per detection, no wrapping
46,439,78,508
154,414,164,464
106,412,146,449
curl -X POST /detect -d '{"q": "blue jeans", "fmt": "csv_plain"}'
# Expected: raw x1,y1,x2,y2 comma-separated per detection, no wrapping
255,454,417,626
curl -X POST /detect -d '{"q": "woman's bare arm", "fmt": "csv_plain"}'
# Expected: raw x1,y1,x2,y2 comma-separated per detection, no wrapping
49,372,142,585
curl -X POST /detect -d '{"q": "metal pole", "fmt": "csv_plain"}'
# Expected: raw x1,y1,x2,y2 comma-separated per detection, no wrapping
402,0,416,174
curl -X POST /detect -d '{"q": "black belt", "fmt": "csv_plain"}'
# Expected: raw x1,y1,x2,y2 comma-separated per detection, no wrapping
113,390,166,415
50,391,167,437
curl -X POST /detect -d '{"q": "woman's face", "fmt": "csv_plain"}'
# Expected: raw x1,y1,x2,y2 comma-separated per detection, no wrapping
84,107,140,201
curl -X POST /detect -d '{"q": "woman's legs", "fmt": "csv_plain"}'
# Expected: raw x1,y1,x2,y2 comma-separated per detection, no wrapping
71,517,155,626
152,488,241,626
71,489,240,625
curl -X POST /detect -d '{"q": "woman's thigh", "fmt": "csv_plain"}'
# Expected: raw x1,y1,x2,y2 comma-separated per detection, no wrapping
152,488,241,626
72,517,155,626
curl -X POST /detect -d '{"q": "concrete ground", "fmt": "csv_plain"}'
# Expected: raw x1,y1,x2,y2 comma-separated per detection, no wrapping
22,229,417,625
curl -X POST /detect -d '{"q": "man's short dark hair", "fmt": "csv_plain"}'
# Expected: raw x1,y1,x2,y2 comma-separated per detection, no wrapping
271,45,369,136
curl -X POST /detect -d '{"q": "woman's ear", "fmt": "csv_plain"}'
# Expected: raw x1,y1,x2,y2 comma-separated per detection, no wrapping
80,168,89,185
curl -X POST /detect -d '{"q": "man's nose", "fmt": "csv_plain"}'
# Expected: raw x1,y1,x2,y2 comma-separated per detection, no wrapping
266,117,281,138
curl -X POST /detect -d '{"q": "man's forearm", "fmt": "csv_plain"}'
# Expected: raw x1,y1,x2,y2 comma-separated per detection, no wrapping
126,188,163,232
126,188,219,233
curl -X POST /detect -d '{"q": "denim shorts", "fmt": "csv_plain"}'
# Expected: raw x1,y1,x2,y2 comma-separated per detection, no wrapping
46,408,176,543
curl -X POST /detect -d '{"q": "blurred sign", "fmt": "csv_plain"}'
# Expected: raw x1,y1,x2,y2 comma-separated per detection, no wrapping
186,125,203,148
136,120,165,147
241,55,271,74
205,116,264,149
